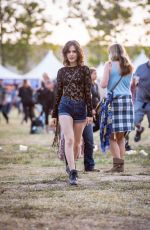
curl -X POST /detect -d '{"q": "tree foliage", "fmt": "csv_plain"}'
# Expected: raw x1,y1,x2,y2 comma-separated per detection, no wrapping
67,0,132,44
67,0,150,45
134,0,150,36
0,0,51,69
67,0,150,65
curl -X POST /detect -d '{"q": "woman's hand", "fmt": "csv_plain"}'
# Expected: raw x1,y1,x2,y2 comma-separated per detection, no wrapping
50,118,57,127
92,109,96,121
86,117,93,126
92,109,96,116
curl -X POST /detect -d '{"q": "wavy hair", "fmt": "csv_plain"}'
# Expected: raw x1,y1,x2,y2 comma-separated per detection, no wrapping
108,43,133,76
62,40,84,66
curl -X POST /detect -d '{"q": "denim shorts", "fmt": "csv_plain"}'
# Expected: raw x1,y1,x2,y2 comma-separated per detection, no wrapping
58,96,87,122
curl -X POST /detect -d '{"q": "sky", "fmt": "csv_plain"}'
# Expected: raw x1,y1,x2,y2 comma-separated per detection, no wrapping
41,0,150,46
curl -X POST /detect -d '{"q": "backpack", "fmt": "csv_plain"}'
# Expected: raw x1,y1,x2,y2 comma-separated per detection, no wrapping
30,117,44,134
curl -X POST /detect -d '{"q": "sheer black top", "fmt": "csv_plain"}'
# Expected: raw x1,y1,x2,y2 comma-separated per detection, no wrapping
52,65,93,118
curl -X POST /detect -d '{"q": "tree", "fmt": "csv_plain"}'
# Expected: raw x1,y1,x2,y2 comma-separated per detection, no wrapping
0,0,51,70
67,0,150,45
132,0,150,45
67,0,132,45
0,0,16,65
66,0,150,64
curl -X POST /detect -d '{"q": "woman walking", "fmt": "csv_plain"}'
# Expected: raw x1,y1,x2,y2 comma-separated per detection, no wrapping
51,40,93,185
100,43,134,172
18,80,35,123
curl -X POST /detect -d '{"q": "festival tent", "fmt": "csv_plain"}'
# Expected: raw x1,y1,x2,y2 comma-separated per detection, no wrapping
0,64,22,84
23,51,63,81
133,50,148,69
0,64,21,79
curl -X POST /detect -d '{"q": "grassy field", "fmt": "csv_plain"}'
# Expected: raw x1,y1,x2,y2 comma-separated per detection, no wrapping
0,109,150,230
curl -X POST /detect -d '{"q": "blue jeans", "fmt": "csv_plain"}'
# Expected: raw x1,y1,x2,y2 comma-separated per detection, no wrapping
134,100,150,128
82,124,95,170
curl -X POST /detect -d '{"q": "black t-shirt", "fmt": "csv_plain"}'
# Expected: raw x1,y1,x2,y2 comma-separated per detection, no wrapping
18,86,33,105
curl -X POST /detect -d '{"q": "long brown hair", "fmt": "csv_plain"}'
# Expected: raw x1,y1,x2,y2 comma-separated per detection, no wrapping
109,43,133,76
62,40,84,66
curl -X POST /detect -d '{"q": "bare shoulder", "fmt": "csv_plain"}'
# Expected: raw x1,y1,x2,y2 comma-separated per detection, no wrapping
103,61,112,72
104,61,111,67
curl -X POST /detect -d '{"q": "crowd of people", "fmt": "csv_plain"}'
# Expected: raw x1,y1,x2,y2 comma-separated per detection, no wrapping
0,40,150,186
0,75,56,133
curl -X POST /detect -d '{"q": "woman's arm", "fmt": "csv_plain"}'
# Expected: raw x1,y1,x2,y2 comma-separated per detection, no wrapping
100,62,111,88
52,69,63,118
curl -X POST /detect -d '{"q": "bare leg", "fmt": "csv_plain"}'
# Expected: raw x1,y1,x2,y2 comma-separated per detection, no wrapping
110,133,120,158
59,115,75,170
73,121,86,160
116,132,125,159
106,132,125,173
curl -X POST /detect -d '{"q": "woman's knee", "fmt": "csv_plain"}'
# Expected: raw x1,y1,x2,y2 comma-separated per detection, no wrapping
110,133,124,141
65,136,74,146
116,133,124,141
74,143,81,152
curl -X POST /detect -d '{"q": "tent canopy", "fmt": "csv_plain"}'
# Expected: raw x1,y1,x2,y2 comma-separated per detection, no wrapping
23,51,63,80
0,65,21,80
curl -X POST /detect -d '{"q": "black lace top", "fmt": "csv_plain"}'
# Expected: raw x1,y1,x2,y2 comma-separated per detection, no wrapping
52,65,93,118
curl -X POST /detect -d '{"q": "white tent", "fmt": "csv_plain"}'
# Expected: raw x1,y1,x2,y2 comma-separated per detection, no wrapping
133,50,148,69
23,51,63,80
0,64,21,79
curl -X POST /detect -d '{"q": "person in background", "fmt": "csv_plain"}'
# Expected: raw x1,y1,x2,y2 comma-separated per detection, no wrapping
13,84,22,114
83,67,100,172
51,40,93,185
100,43,134,173
133,52,150,142
37,78,55,132
4,85,14,117
18,80,35,123
0,80,9,123
124,79,137,152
